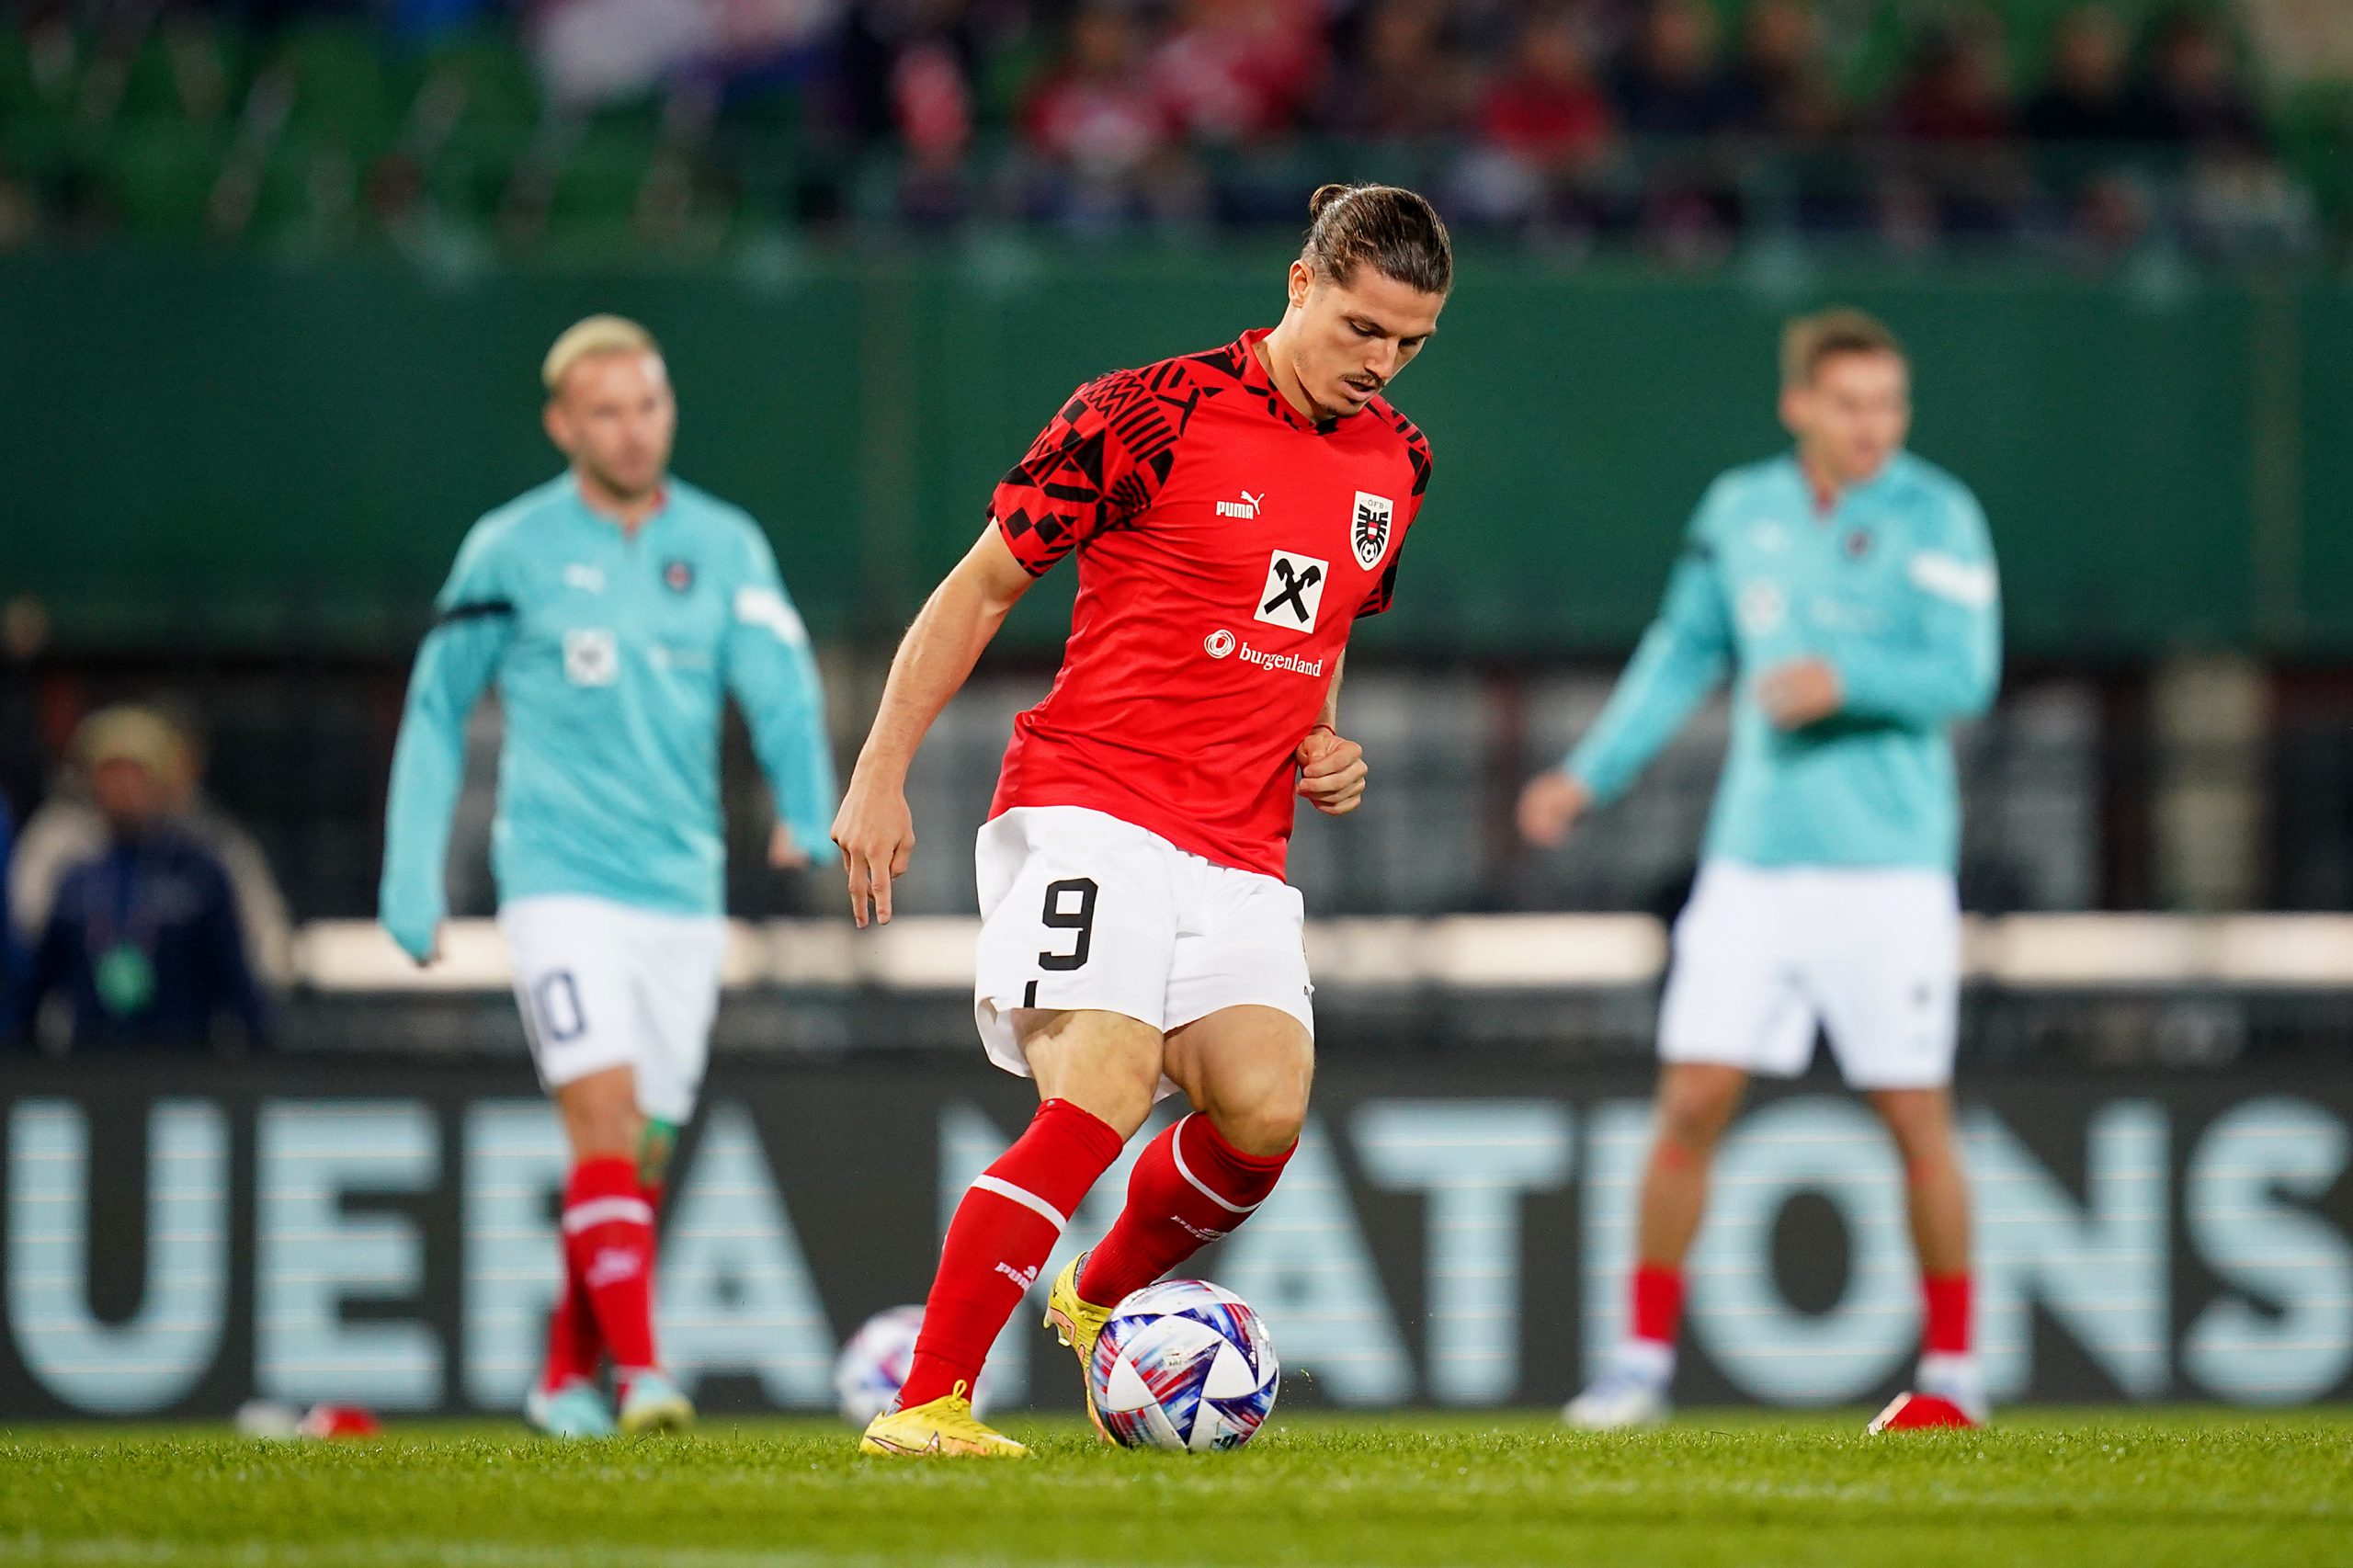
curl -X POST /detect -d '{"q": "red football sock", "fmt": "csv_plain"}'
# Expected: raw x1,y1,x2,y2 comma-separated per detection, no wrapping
1629,1263,1684,1346
540,1168,664,1392
540,1272,604,1394
898,1099,1126,1410
1079,1114,1293,1307
1922,1271,1972,1356
563,1156,659,1389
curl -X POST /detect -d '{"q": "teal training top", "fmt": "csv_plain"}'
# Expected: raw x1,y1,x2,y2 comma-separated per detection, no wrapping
380,474,838,957
1566,451,2001,871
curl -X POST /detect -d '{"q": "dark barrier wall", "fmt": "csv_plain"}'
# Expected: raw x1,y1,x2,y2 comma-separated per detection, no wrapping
7,254,2349,657
6,1057,2348,1420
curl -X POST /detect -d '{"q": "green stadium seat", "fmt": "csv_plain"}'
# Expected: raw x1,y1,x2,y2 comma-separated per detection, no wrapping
543,122,658,239
270,20,398,157
423,121,530,227
0,17,80,131
99,122,226,235
2274,81,2353,221
118,17,247,127
242,140,367,244
417,33,542,136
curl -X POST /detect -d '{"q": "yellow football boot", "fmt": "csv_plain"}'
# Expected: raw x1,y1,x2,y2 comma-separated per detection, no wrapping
858,1383,1028,1460
1044,1253,1117,1442
614,1371,694,1436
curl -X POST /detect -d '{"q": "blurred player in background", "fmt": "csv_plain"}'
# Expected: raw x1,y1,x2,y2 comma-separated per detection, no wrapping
833,183,1446,1458
1520,310,2000,1428
381,316,838,1437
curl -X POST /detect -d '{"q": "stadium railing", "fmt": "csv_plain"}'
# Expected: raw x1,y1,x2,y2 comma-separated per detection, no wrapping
256,911,2353,1067
294,911,2353,995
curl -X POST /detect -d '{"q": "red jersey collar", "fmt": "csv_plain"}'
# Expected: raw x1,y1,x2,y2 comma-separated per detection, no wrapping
1237,327,1340,436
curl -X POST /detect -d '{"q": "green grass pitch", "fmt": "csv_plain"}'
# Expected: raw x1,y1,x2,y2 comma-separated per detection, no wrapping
4,1410,2349,1567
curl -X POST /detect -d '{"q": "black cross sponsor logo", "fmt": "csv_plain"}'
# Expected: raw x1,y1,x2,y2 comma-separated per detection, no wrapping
1262,558,1323,624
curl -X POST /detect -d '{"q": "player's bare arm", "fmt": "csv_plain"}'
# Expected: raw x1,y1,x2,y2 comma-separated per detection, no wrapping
832,526,1037,926
1297,651,1369,816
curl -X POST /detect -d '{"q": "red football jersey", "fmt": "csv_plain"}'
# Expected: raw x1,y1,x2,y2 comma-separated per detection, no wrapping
988,327,1434,879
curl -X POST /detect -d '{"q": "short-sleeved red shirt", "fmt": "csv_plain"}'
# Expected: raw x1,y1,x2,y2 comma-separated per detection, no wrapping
988,328,1434,879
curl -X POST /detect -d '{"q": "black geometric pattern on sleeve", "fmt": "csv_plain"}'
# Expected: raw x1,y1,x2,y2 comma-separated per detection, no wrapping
1357,553,1403,619
1185,339,1296,426
991,358,1224,574
1389,409,1434,498
1358,410,1430,618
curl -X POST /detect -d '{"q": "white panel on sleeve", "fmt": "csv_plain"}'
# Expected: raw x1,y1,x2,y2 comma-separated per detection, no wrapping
1906,551,1998,608
733,585,810,645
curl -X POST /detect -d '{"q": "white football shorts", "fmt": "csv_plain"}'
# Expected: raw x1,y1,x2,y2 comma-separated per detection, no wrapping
497,893,729,1124
1657,859,1961,1090
973,805,1313,1082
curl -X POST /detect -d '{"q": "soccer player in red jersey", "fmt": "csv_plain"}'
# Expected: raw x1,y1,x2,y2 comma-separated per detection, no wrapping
832,183,1449,1457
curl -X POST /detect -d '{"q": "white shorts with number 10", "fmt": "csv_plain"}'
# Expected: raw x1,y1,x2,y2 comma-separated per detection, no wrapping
497,894,730,1125
1658,860,1961,1090
972,806,1314,1080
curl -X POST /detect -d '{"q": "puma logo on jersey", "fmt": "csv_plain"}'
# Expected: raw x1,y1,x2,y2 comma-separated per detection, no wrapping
994,1261,1040,1291
1217,490,1267,519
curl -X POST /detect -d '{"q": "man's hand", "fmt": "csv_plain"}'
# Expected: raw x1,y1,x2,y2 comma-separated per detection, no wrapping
384,918,442,969
1516,770,1591,847
830,775,915,927
767,823,813,870
1756,657,1845,730
1296,726,1369,816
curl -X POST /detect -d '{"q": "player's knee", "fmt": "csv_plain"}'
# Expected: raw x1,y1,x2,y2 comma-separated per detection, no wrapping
1039,1053,1159,1139
1213,1090,1306,1158
1654,1110,1717,1156
1655,1083,1738,1153
1086,1074,1162,1141
1022,1011,1164,1137
555,1068,642,1159
1204,1050,1311,1155
1869,1088,1953,1157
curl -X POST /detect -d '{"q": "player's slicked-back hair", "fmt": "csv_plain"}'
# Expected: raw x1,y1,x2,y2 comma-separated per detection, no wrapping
542,314,664,395
1781,308,1905,388
1301,183,1453,297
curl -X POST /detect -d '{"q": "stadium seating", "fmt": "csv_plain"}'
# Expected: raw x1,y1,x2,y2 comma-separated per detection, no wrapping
0,1,2341,252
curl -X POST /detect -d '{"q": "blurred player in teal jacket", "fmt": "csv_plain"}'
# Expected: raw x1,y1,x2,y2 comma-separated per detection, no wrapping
380,316,837,1440
1521,310,1999,1430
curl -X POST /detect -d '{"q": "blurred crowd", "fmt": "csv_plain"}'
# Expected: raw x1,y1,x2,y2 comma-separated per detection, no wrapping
4,0,2341,256
847,0,2317,252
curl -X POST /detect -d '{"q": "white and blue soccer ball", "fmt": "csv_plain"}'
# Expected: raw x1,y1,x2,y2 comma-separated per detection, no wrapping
832,1305,998,1426
1089,1279,1279,1452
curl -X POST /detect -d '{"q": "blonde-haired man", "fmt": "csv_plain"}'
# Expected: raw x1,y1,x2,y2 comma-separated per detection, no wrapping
381,316,838,1437
1521,309,2001,1429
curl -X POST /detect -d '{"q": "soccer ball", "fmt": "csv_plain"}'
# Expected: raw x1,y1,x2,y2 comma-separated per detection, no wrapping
832,1305,997,1426
1089,1279,1279,1452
